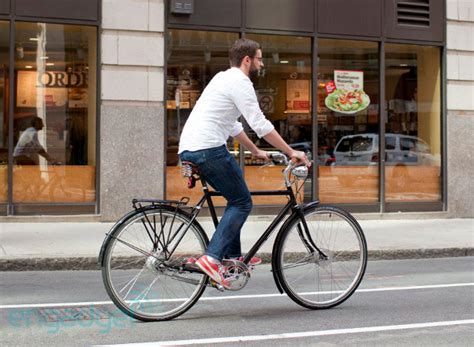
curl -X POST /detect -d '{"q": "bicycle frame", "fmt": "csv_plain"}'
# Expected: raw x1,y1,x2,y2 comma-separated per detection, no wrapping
185,175,318,266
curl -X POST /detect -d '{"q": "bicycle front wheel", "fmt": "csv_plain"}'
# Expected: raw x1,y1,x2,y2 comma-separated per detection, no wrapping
274,205,367,309
102,206,208,321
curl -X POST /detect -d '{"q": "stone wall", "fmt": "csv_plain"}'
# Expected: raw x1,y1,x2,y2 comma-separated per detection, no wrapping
446,0,474,217
100,0,165,220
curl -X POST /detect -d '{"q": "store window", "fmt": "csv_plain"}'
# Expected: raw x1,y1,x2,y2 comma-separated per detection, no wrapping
166,30,239,204
0,21,8,204
12,22,97,204
385,44,441,202
245,34,312,204
317,39,379,204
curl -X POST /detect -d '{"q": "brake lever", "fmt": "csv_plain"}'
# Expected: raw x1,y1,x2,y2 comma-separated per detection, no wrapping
258,161,275,169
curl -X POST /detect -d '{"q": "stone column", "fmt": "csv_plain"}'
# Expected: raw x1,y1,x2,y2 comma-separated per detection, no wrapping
100,0,165,220
446,0,474,217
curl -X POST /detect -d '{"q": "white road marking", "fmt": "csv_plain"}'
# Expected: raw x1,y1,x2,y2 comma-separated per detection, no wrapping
1,282,473,309
98,319,474,346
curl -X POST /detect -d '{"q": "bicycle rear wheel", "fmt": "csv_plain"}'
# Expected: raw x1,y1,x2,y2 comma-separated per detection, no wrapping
102,206,208,321
274,205,367,309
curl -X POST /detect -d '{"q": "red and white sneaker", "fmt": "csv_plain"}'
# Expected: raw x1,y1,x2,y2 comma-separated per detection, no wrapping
186,257,197,264
195,255,230,289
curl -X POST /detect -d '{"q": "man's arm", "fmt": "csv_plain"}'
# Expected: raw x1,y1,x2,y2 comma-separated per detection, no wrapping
234,131,268,160
32,132,54,162
38,148,53,162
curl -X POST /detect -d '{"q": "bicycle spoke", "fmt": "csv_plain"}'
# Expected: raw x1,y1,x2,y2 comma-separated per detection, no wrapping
280,254,317,270
121,267,146,298
112,236,152,258
129,277,159,308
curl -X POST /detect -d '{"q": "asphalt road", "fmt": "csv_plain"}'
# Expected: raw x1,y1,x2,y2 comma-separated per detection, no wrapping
1,257,473,346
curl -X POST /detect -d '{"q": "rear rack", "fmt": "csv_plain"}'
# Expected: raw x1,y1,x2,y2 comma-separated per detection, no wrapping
132,197,190,210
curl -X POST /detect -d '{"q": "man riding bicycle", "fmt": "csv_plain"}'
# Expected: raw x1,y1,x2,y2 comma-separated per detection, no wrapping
178,38,311,289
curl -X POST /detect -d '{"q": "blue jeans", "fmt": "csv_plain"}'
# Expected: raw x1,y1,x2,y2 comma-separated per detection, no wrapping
180,145,253,261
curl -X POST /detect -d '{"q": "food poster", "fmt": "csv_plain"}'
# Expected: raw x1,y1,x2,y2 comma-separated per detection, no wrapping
324,70,370,114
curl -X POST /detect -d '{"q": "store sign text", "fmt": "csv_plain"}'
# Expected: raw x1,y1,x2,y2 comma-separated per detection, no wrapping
334,70,363,90
37,72,88,88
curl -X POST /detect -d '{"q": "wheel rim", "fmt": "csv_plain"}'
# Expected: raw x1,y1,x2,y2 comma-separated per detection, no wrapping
104,210,206,319
279,209,366,307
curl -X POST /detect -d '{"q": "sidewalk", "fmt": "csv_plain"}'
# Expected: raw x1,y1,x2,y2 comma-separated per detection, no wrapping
0,217,473,271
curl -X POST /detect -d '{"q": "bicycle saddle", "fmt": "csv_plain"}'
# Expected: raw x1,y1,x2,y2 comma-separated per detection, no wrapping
181,161,200,188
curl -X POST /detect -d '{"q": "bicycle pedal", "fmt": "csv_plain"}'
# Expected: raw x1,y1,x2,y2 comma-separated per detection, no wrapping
182,262,200,272
209,279,225,292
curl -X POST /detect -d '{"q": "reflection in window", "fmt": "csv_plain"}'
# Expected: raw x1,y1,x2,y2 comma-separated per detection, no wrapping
12,22,97,203
317,39,379,204
0,21,8,203
165,30,239,205
385,44,441,202
386,136,396,150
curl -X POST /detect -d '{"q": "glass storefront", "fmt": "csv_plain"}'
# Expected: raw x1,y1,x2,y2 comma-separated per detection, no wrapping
0,21,8,204
165,29,443,211
0,21,97,214
385,44,441,202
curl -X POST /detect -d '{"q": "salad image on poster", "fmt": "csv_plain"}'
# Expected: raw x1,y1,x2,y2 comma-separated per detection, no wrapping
324,70,371,114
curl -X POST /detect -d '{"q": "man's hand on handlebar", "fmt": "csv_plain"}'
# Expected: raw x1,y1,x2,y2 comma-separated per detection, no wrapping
289,150,311,167
251,149,271,162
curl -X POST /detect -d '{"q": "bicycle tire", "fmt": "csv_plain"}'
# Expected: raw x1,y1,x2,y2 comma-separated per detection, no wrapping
101,205,208,321
274,205,367,309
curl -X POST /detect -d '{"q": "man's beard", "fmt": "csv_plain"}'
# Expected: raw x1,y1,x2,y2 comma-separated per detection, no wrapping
249,67,259,80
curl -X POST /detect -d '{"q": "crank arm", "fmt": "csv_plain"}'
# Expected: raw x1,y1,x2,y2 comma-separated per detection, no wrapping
160,265,226,291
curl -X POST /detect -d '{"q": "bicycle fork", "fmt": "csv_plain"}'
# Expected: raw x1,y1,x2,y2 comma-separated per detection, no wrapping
295,207,328,261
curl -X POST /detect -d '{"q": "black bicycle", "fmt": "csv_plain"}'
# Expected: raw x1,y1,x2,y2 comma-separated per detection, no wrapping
99,153,367,321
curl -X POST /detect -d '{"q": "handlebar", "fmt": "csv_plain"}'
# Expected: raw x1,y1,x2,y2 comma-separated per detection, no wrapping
269,153,309,187
269,152,289,166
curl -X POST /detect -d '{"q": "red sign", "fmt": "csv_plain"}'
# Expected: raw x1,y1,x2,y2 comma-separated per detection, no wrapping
293,100,309,110
325,81,336,94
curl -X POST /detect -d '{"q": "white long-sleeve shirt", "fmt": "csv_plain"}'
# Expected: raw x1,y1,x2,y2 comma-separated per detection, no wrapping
13,127,44,164
178,67,274,153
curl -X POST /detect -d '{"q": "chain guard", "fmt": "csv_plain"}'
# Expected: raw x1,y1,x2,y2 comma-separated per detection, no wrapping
222,259,251,291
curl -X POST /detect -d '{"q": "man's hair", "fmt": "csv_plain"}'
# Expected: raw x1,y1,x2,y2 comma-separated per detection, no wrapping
31,116,43,127
229,38,260,67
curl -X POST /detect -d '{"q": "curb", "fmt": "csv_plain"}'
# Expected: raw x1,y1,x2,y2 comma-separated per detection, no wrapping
1,248,473,271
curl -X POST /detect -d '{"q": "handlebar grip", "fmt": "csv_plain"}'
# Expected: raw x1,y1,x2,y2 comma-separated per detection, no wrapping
269,153,288,165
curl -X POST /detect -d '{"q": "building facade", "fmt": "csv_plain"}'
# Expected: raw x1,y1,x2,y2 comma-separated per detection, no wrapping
0,0,472,220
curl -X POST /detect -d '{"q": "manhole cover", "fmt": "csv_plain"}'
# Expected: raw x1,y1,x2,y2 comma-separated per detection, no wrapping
36,306,112,322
